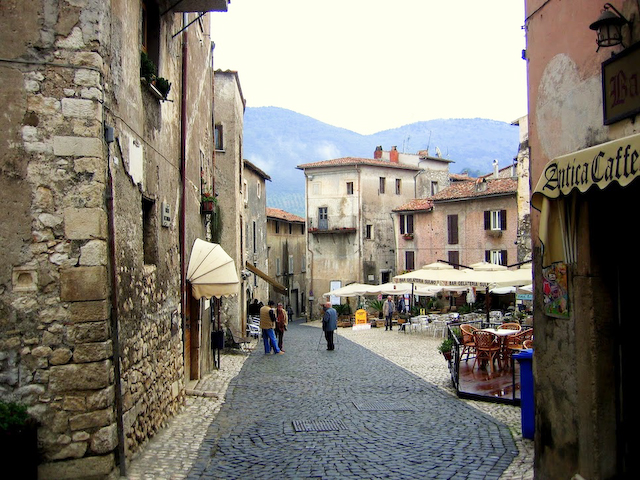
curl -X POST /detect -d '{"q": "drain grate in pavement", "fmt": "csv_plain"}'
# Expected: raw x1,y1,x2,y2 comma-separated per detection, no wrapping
352,400,414,411
292,420,346,432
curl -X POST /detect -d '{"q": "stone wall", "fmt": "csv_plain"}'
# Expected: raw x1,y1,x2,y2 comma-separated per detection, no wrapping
1,2,216,477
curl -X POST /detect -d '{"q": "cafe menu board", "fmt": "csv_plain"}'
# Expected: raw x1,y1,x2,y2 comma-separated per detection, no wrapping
542,262,569,318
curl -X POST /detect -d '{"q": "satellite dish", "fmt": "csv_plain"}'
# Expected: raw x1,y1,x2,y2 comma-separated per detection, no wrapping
435,147,442,158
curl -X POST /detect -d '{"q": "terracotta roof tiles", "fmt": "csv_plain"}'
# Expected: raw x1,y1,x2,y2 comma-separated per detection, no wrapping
431,177,517,202
393,178,517,211
266,208,305,223
393,198,434,212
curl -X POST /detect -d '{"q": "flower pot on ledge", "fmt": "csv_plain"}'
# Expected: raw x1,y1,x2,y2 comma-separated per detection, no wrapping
403,234,414,240
201,201,215,213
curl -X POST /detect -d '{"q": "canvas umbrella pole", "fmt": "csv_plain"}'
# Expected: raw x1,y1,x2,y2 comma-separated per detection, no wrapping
485,287,490,325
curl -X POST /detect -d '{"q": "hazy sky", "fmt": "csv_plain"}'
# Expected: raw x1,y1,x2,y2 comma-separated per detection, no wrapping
210,0,527,135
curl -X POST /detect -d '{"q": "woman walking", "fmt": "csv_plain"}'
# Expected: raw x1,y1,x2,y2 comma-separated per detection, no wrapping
276,302,288,352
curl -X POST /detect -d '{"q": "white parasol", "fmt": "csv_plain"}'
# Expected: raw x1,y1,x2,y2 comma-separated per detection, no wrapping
186,239,239,299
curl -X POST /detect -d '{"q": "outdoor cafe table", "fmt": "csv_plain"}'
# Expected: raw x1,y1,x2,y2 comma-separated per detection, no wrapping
481,328,519,369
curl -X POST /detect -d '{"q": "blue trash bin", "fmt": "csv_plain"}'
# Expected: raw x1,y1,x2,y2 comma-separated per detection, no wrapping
514,348,534,439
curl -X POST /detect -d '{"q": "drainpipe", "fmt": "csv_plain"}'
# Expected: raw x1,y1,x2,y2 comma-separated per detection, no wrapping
180,14,188,371
105,133,127,476
390,210,398,276
357,165,362,282
305,170,314,320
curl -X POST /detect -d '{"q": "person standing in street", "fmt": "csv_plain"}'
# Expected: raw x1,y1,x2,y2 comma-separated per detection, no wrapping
383,295,395,331
322,302,338,350
260,300,283,355
276,302,288,352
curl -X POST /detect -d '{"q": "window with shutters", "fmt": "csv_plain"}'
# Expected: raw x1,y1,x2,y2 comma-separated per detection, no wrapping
379,177,386,194
365,224,373,239
318,207,328,230
142,197,157,265
141,1,160,72
399,214,414,235
395,179,402,195
214,124,224,150
253,221,257,253
485,210,507,231
405,251,415,270
448,251,460,267
346,182,354,195
447,214,459,244
486,249,508,266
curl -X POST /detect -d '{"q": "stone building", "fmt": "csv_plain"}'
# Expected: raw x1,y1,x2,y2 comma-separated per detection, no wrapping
0,1,229,477
393,175,519,270
266,208,307,317
242,160,272,312
526,0,637,477
297,149,450,309
512,115,531,263
213,69,248,335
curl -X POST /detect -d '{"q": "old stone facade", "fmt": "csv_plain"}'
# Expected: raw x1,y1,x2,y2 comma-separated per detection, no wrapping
513,115,531,263
526,1,638,477
243,160,271,312
0,1,228,477
298,150,449,308
266,208,307,317
213,70,247,333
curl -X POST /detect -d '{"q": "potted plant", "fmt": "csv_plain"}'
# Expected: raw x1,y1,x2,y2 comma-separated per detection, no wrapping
140,52,171,100
140,51,157,83
153,76,172,99
0,401,38,478
201,192,217,213
438,337,455,360
402,233,414,240
369,299,384,319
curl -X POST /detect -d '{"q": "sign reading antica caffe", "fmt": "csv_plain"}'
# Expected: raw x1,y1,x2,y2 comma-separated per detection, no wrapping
534,133,640,199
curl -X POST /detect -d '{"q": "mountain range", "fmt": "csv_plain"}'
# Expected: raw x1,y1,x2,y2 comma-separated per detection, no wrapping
242,107,521,217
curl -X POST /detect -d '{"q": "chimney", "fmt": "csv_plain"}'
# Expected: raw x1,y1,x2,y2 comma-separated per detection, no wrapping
390,146,399,163
493,159,499,178
374,146,383,159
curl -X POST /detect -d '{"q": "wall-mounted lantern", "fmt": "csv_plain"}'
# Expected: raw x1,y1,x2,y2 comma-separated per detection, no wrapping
589,3,634,51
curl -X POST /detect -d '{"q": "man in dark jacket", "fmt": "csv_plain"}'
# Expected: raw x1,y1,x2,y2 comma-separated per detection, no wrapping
322,302,338,350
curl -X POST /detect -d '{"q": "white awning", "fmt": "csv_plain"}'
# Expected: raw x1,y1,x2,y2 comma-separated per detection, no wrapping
187,239,239,299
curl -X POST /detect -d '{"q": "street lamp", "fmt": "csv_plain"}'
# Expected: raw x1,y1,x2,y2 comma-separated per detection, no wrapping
589,3,633,50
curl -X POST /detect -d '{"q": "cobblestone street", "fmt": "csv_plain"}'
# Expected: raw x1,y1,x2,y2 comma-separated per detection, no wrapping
123,320,533,479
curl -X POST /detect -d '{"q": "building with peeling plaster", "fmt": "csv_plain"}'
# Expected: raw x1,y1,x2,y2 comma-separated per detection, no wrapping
298,148,451,310
526,0,638,477
266,208,307,318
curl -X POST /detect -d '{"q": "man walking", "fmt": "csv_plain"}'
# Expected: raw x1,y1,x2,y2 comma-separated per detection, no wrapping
383,295,395,331
260,300,283,355
322,302,338,350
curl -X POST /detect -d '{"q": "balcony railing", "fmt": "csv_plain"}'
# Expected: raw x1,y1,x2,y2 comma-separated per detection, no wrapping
308,215,357,234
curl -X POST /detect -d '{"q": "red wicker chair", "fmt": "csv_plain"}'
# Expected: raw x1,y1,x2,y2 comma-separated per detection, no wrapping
497,322,521,331
459,324,477,362
472,330,501,373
